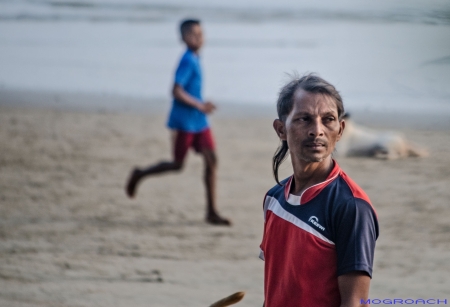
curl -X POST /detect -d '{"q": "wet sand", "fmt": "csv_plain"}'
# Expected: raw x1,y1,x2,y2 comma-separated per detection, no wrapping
1,102,450,306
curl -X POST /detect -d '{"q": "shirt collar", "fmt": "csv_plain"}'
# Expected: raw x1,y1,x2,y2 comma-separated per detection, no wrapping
284,159,341,206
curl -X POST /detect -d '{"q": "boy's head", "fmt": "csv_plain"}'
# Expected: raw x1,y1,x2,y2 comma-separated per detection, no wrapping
180,19,203,52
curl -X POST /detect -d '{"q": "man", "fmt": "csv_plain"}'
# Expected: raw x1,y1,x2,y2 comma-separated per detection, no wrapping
126,19,230,226
260,74,379,306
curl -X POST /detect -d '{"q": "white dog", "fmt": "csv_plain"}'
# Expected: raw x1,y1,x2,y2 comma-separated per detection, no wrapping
335,115,428,160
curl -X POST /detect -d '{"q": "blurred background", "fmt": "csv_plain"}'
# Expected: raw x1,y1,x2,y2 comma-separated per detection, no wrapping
1,0,450,114
1,1,450,306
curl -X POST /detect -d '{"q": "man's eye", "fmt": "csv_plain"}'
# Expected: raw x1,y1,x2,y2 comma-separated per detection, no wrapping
324,117,335,122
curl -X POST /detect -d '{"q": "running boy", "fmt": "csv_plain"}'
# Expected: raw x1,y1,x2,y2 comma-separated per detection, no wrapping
126,19,230,226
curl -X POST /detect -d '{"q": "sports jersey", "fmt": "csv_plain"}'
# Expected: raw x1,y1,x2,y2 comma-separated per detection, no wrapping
260,160,378,307
167,49,209,133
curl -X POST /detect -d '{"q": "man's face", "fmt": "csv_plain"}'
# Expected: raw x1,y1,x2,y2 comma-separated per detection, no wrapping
276,89,345,164
183,24,204,52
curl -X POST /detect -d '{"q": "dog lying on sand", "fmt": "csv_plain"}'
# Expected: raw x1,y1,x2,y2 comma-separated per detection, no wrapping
335,114,428,159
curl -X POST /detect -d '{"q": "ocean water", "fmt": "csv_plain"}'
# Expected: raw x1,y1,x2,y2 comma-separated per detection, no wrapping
0,0,449,114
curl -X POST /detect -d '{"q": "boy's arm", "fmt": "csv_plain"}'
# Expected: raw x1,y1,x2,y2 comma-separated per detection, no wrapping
172,84,216,114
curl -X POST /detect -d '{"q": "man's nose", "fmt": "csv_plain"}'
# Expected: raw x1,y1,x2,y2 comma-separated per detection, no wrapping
308,119,324,137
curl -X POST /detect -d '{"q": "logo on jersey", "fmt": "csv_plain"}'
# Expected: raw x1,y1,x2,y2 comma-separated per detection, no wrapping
308,216,325,231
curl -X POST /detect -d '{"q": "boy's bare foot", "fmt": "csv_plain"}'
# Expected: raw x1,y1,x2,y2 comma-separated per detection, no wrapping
126,168,142,198
206,214,231,226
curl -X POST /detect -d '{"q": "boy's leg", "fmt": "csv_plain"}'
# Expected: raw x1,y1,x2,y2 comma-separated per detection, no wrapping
194,128,230,225
202,149,230,225
125,130,191,198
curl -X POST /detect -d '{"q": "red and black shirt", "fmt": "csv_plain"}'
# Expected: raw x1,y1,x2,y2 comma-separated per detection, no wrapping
260,160,379,307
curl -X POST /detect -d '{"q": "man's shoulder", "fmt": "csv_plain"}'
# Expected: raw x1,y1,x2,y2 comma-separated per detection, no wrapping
266,177,290,198
335,170,371,205
329,171,378,220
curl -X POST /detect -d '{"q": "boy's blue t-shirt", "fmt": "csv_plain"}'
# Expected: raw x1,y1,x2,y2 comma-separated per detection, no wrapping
167,49,209,133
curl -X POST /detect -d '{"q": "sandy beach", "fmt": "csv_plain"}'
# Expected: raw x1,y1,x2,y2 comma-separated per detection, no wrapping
1,97,450,306
1,0,449,305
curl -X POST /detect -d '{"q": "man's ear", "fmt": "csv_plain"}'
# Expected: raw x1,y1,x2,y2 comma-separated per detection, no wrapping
336,119,345,141
273,119,287,141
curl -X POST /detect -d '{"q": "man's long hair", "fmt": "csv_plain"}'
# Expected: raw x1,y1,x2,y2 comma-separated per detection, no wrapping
273,73,345,185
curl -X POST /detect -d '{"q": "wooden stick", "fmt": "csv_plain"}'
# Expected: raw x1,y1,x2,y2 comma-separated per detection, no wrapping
209,291,245,307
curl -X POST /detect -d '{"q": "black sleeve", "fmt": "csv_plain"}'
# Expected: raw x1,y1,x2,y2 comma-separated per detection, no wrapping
333,198,379,278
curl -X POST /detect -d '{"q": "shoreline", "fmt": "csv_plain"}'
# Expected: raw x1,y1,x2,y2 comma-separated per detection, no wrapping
1,88,450,131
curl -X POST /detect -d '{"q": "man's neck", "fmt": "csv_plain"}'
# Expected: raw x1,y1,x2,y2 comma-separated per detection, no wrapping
290,157,334,196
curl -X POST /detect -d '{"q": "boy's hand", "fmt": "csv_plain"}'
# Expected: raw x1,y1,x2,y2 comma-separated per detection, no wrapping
172,84,216,114
199,101,216,114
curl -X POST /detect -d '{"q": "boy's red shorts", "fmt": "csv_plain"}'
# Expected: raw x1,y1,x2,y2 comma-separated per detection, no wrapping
174,128,215,162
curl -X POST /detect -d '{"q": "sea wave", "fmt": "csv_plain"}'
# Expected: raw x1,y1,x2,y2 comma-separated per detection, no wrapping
0,0,449,25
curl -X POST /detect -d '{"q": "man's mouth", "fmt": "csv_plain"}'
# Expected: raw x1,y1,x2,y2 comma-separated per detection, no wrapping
303,141,326,150
308,144,324,150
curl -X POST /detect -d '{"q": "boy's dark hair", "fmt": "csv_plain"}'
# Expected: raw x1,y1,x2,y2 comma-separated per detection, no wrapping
180,19,201,38
273,73,345,185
